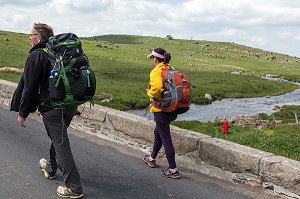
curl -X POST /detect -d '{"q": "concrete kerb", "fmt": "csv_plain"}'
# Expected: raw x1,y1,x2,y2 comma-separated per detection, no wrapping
199,137,274,175
0,80,17,106
170,126,209,156
107,109,156,142
78,105,206,156
260,156,300,195
1,79,300,197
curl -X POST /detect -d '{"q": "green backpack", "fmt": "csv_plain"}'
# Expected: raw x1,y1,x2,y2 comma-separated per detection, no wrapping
46,33,96,107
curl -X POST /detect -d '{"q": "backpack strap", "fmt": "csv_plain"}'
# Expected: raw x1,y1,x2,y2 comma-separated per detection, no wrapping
151,67,168,109
35,47,48,54
41,47,48,53
150,65,175,109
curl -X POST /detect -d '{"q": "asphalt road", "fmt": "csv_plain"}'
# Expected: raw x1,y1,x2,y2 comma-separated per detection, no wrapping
0,106,283,199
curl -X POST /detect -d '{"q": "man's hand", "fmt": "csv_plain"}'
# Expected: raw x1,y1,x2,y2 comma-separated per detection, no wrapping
18,116,26,128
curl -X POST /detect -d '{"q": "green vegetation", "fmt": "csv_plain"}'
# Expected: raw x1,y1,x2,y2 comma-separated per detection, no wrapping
0,31,299,110
0,32,29,68
258,105,300,124
1,30,300,161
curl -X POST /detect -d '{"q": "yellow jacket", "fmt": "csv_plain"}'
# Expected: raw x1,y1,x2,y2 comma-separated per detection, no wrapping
147,62,171,112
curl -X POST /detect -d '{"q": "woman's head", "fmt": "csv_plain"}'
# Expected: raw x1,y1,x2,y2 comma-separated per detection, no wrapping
148,48,171,64
29,23,54,47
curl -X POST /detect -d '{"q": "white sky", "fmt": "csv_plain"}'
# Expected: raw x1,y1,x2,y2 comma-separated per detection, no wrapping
0,0,300,57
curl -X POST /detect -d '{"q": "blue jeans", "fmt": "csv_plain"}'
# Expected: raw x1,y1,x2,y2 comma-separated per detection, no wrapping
151,111,177,169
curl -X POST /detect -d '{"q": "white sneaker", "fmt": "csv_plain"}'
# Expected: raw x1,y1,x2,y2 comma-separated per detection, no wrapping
38,158,55,179
39,158,47,169
57,186,84,198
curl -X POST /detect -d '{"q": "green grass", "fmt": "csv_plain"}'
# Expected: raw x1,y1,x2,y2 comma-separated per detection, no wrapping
0,31,299,110
1,30,300,161
0,31,30,68
258,105,300,124
0,71,22,83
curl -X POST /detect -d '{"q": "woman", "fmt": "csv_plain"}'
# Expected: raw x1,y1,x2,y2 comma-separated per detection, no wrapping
143,48,180,179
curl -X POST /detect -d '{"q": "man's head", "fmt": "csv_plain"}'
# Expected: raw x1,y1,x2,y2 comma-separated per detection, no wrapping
29,23,54,47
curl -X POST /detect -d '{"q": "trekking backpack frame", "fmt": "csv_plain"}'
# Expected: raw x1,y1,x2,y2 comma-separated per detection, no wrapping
47,33,96,108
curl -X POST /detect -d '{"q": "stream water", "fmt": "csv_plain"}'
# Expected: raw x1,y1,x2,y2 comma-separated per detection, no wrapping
126,79,300,122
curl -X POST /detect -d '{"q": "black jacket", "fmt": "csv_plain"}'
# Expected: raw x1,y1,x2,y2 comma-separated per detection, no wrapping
10,41,53,117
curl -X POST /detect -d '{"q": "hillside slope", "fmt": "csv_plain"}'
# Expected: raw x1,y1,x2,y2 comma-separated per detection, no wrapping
0,31,299,110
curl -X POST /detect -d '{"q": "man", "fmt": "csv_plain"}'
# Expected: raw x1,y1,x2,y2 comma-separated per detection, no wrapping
10,23,83,198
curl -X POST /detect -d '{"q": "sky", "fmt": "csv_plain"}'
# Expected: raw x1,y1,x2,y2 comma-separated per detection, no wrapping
1,0,300,57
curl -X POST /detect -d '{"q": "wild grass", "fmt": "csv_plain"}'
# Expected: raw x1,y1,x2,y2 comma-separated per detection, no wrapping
0,31,299,110
258,105,300,124
1,30,300,161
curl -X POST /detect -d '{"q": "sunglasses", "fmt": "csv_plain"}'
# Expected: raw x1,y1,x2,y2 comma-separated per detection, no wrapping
28,33,40,38
149,56,154,60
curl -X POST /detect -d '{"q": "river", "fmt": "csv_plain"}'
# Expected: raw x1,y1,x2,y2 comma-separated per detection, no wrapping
126,79,300,122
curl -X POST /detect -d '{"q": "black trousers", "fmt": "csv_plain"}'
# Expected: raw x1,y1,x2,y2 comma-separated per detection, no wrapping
42,107,82,194
151,111,178,169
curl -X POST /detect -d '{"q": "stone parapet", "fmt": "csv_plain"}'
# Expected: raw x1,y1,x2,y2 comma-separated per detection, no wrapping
260,156,300,195
199,138,273,175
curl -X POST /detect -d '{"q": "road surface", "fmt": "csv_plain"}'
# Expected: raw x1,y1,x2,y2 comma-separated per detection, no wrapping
0,106,283,199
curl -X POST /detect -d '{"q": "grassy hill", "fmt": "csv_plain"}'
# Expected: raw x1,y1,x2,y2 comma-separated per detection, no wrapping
1,30,300,161
0,30,299,110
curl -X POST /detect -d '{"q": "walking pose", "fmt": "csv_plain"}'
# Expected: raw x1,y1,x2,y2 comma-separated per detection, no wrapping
143,48,180,179
10,23,83,198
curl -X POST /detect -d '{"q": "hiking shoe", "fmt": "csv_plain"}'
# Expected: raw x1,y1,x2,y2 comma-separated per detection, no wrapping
160,168,180,179
143,154,156,168
39,158,55,180
57,186,84,198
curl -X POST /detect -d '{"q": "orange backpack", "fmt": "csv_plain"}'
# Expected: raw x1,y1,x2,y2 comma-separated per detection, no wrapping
152,67,191,114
